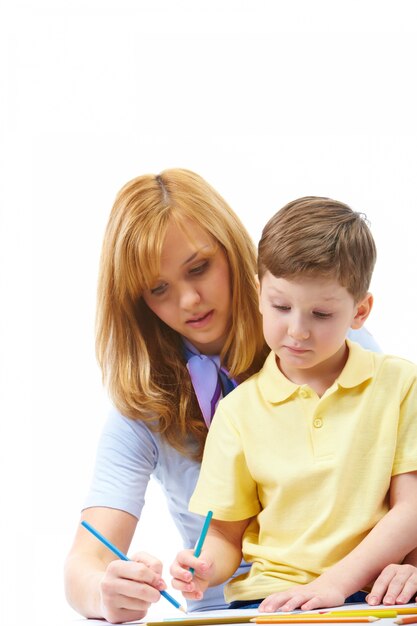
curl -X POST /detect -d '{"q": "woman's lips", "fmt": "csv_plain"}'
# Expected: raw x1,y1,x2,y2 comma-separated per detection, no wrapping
186,310,214,328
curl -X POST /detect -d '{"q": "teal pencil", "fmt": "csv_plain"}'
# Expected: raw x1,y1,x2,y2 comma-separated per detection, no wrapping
190,510,213,575
81,520,187,613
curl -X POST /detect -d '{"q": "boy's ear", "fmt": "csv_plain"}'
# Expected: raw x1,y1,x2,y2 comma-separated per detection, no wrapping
350,292,373,329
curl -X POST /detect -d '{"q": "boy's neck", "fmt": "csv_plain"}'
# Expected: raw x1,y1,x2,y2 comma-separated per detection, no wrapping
276,342,349,397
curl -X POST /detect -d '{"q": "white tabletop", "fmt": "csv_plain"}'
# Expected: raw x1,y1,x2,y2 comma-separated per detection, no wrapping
55,603,417,626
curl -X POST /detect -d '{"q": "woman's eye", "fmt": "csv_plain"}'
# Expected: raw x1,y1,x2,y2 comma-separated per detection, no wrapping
189,261,209,275
150,283,167,296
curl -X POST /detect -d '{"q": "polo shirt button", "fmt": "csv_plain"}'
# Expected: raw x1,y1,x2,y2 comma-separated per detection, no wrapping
300,388,309,398
313,418,323,428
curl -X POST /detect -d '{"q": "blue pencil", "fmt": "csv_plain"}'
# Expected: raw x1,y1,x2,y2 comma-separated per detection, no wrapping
190,510,213,575
81,520,187,613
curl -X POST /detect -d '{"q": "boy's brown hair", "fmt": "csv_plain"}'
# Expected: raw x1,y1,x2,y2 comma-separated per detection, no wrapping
258,196,377,302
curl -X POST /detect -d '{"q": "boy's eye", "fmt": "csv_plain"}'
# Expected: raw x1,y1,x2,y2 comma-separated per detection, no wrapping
189,260,209,275
150,283,168,296
313,311,333,319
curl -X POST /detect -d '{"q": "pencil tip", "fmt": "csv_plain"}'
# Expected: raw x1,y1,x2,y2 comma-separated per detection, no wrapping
179,606,188,614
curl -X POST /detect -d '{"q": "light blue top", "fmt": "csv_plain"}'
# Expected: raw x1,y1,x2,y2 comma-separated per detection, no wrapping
84,408,246,611
346,327,381,352
83,326,380,611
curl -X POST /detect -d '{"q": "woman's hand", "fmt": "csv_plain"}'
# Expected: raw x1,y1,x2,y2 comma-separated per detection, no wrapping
65,509,168,623
99,551,165,624
366,564,417,606
170,549,214,602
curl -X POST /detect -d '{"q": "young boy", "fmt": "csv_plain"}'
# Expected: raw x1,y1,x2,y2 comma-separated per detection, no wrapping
170,197,417,612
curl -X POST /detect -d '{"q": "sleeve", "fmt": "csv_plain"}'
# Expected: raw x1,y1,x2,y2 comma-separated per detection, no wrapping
83,408,158,519
189,404,261,521
392,369,417,476
347,326,382,352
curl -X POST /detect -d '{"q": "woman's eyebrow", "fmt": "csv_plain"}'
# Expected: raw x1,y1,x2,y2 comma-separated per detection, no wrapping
182,251,199,266
181,245,211,266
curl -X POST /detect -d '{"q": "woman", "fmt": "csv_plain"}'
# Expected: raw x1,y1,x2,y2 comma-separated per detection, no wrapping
64,169,413,624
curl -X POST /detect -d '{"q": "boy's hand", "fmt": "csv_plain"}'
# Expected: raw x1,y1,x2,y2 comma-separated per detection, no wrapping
170,549,214,601
366,564,417,606
259,580,345,613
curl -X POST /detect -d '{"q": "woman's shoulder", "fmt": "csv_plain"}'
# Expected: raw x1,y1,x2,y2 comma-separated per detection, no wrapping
106,406,157,434
92,407,161,472
101,407,159,450
103,407,201,471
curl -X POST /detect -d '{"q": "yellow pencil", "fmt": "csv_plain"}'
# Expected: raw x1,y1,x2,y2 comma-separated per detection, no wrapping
250,618,379,624
321,611,398,618
394,610,417,616
254,615,336,621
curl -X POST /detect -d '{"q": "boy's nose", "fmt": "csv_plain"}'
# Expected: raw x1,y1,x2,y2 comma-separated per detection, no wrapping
288,319,310,341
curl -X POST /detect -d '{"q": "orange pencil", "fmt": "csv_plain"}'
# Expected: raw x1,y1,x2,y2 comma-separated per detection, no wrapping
250,618,379,624
395,618,417,625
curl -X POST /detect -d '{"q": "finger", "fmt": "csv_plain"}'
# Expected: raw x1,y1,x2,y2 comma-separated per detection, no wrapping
102,575,162,605
170,573,205,600
115,587,157,609
279,594,312,612
170,561,194,584
381,574,413,605
366,566,398,605
259,592,296,612
174,550,196,568
259,594,280,612
170,558,210,583
101,586,155,623
182,555,208,574
171,573,209,596
130,551,164,576
171,576,196,593
189,559,211,579
103,606,150,624
107,559,162,588
390,573,417,604
181,590,204,601
170,552,196,577
301,596,327,611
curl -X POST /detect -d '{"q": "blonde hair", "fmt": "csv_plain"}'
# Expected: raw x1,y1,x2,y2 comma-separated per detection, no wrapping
96,168,266,460
258,196,377,302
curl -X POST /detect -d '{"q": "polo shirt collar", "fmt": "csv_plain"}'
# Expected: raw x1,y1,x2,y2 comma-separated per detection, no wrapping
259,339,375,404
258,351,299,403
337,339,375,388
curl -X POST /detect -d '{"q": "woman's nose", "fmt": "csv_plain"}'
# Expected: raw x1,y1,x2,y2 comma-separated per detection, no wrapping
179,284,201,310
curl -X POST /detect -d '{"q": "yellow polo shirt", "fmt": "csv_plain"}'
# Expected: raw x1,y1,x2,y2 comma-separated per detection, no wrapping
189,340,417,602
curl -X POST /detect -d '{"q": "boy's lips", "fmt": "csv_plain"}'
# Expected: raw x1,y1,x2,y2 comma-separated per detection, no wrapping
186,310,214,328
284,345,310,354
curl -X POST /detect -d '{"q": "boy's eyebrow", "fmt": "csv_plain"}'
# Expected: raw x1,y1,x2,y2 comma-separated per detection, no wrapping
321,295,343,301
267,287,343,302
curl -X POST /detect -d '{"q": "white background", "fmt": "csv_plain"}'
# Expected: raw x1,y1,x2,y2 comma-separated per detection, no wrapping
2,1,417,625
